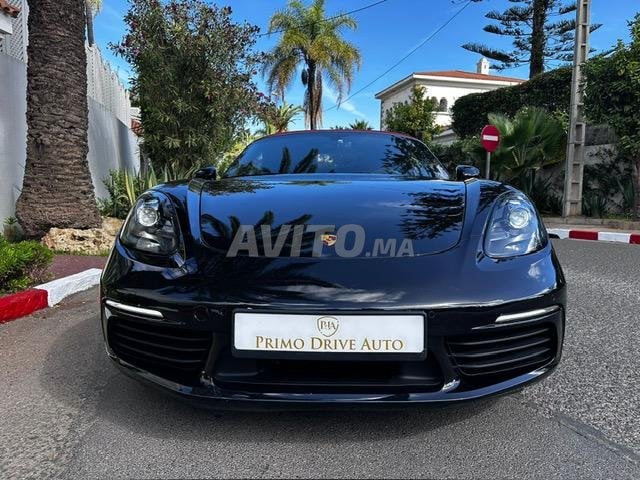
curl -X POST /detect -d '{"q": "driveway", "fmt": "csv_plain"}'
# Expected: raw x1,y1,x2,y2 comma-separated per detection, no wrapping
1,240,639,479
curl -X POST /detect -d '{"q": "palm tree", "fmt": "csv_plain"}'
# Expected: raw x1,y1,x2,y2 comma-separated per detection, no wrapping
16,0,101,237
258,103,303,135
349,120,373,130
85,0,102,46
488,107,566,194
263,0,361,130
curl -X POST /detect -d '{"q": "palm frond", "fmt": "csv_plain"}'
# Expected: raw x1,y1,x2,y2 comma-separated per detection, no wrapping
263,0,360,129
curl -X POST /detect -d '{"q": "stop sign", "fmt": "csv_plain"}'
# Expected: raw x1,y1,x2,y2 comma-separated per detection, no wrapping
481,125,501,153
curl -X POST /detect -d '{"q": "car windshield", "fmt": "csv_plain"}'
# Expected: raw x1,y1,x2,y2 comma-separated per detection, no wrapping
224,131,449,179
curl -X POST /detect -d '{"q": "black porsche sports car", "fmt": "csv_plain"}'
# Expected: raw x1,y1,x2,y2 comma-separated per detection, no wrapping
100,130,566,409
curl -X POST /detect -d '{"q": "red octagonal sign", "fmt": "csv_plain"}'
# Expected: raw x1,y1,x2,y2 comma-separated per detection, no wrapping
481,125,501,153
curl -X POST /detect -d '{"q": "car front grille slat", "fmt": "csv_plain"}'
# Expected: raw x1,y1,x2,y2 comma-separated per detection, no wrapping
107,316,213,385
455,347,551,371
114,321,209,342
447,327,549,347
113,341,207,364
447,323,556,385
111,330,210,354
457,357,554,378
450,337,550,359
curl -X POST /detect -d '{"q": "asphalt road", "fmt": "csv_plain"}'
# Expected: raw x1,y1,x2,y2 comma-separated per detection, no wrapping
1,239,639,479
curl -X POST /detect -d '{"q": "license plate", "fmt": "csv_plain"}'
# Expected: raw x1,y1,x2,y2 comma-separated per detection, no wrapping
233,312,424,354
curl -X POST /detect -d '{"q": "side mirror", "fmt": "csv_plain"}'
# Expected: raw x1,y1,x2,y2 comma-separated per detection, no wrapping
193,166,217,181
455,165,480,182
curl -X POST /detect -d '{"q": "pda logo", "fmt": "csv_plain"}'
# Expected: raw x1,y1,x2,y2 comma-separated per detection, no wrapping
316,316,339,337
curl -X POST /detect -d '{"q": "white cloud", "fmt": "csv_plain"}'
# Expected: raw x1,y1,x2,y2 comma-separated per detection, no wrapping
99,3,125,22
323,85,368,120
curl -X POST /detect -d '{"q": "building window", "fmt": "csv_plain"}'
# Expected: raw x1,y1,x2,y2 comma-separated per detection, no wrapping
439,98,448,112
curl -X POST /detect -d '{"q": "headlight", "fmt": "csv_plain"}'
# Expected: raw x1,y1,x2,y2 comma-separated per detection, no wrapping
484,192,546,258
120,191,183,256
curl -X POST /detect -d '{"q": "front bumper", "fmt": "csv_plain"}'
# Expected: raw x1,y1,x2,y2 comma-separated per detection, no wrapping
100,294,565,410
109,355,557,411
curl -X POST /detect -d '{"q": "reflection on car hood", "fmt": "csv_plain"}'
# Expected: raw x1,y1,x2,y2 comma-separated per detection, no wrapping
199,174,465,257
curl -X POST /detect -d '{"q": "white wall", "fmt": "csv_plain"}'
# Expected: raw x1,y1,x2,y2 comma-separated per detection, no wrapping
0,53,27,223
0,53,139,222
86,44,131,128
0,12,13,35
380,78,516,129
88,98,140,200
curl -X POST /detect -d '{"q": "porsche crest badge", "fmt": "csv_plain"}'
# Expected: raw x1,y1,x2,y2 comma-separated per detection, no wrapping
321,233,337,247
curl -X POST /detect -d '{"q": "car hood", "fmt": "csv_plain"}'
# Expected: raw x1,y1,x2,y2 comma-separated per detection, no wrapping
198,174,465,258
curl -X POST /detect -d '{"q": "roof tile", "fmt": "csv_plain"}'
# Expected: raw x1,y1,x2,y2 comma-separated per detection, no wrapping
0,0,20,18
415,70,525,83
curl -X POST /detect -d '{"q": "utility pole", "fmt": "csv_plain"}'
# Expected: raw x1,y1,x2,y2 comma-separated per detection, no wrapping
562,0,591,217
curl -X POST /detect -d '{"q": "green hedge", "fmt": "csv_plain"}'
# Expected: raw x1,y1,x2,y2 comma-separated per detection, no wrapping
0,236,53,295
451,67,572,138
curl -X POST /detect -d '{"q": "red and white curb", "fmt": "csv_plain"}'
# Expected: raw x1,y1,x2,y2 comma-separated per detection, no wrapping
548,228,640,244
0,268,102,324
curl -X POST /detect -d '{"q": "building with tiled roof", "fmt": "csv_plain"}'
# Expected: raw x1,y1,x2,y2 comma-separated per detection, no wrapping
0,0,20,42
0,0,20,18
375,58,525,129
0,0,26,60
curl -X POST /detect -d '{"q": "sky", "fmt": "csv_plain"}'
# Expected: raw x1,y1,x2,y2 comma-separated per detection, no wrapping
94,0,640,130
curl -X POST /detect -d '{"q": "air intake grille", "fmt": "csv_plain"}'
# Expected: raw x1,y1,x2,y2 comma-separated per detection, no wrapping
447,324,555,385
108,316,212,385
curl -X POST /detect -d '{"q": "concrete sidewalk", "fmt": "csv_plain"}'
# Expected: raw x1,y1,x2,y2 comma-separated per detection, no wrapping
545,223,640,235
543,218,640,244
543,216,640,234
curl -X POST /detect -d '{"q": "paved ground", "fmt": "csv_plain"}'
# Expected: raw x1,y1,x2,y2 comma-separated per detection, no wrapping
1,239,639,479
48,255,107,280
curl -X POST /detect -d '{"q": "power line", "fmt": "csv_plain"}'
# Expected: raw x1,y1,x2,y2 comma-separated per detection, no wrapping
258,0,389,37
324,0,474,112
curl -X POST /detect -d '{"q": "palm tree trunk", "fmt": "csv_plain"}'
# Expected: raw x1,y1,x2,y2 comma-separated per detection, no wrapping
313,68,322,129
307,61,316,130
16,0,101,238
529,0,547,78
85,0,95,46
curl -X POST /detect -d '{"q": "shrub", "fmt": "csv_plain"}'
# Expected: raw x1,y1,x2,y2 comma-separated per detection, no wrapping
486,107,565,192
582,190,610,218
99,171,134,220
384,85,441,142
434,108,565,215
349,120,373,131
111,0,265,172
451,67,572,138
429,138,483,174
585,15,640,218
529,176,563,215
217,130,259,177
0,236,53,295
582,151,635,217
99,163,206,219
3,217,25,243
